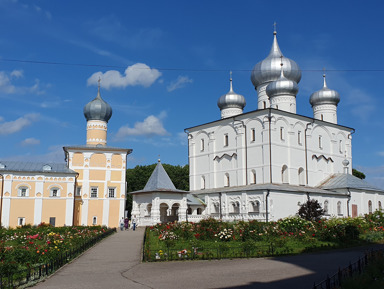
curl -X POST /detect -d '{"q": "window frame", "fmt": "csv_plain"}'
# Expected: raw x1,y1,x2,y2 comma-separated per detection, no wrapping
90,187,98,198
108,187,116,198
18,186,29,197
50,187,60,198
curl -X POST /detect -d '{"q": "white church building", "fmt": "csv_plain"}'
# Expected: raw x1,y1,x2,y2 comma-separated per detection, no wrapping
131,30,384,225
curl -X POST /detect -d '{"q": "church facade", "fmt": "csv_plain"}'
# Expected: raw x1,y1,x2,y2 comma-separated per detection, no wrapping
0,84,130,228
132,30,384,226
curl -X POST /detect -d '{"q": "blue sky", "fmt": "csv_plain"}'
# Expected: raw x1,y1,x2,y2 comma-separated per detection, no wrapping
0,0,384,188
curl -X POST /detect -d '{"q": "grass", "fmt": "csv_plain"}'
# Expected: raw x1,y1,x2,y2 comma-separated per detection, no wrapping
340,253,384,289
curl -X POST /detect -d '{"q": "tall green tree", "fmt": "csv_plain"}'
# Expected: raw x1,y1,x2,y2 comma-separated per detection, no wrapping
352,168,366,180
125,163,189,217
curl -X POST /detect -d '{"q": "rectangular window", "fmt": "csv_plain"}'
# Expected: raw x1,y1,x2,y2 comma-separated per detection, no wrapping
251,128,256,142
52,189,58,197
339,140,343,153
319,135,323,149
76,186,82,196
298,131,302,145
280,127,285,141
20,188,27,197
224,134,229,146
91,187,98,198
18,217,25,226
108,187,116,198
201,139,204,151
49,217,56,227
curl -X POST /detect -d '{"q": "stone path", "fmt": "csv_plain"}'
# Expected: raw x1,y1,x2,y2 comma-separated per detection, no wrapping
34,228,384,289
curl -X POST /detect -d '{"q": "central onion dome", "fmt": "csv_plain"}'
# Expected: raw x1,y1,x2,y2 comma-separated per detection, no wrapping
309,74,340,106
217,76,246,110
83,85,112,123
266,64,299,98
251,31,301,88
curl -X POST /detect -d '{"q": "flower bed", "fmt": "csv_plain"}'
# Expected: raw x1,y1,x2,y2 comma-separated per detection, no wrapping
0,223,115,288
144,212,384,262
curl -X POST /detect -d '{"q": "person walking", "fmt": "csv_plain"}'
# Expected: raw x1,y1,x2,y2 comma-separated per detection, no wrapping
124,218,129,230
132,217,136,231
119,217,124,231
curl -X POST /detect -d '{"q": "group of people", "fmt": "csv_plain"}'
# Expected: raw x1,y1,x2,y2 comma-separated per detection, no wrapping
120,217,136,231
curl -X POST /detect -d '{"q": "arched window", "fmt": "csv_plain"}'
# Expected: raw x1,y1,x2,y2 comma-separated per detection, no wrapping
251,128,256,142
379,201,382,211
324,200,329,215
263,101,266,109
282,165,288,184
92,216,97,225
147,204,152,216
337,201,342,215
251,170,256,184
212,202,219,213
18,186,29,197
250,201,260,213
187,207,192,215
231,201,240,214
224,134,229,146
224,173,230,187
201,176,206,190
197,208,202,215
201,139,205,151
368,200,373,214
319,135,323,149
50,187,60,197
298,168,305,186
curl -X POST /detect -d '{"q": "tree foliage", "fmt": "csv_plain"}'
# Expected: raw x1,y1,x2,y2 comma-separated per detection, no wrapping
298,199,324,222
125,163,189,217
352,168,366,180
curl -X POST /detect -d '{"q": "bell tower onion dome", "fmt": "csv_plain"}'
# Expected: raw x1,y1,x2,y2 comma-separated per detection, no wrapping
309,73,340,124
251,29,301,110
84,84,112,123
251,31,302,88
217,73,246,119
84,81,112,146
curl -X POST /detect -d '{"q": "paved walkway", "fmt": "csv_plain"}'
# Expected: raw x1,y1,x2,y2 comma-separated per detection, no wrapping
34,229,384,289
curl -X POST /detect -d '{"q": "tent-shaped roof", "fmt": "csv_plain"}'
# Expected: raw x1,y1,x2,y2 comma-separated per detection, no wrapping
130,160,187,194
319,173,384,192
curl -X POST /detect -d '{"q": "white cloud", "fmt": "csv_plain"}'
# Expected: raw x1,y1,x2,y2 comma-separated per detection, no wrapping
167,76,193,92
0,113,39,135
87,63,161,89
0,70,46,95
10,70,23,78
21,137,40,146
115,112,169,138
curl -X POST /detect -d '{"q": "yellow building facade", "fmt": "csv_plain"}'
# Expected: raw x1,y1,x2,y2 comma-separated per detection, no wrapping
0,85,131,228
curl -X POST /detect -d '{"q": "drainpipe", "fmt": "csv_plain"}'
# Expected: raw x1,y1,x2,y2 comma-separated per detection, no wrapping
304,120,315,185
347,188,351,217
219,192,222,220
233,118,248,185
265,189,270,223
72,174,79,226
268,109,273,184
0,173,4,227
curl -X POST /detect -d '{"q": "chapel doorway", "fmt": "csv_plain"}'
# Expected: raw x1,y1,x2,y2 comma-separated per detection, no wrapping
352,204,358,218
168,203,180,222
160,203,169,223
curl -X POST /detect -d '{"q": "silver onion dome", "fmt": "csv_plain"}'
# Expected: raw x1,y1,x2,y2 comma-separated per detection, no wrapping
266,66,299,98
309,74,340,106
217,76,246,110
84,85,112,123
251,31,301,88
